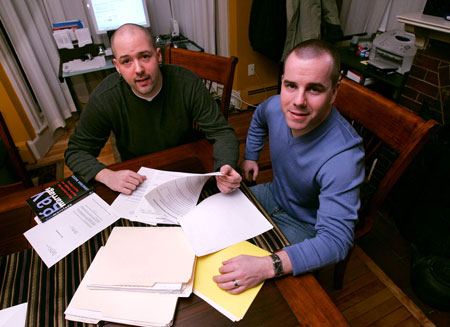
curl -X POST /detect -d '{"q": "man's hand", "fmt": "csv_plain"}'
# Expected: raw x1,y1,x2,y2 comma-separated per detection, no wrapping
213,251,293,294
213,255,274,294
95,168,146,194
215,165,242,193
240,160,259,182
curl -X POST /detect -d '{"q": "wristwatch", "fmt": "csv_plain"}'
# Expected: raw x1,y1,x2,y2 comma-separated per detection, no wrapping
270,253,284,277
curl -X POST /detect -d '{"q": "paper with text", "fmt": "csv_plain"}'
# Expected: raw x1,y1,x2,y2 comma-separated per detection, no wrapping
74,28,92,47
111,167,220,225
24,193,120,267
178,189,273,256
144,173,218,223
53,29,74,49
111,167,190,224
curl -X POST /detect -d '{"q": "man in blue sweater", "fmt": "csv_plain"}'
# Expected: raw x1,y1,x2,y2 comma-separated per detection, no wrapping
213,40,365,293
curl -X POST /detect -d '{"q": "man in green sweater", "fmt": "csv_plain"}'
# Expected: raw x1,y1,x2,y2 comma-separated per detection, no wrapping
65,24,241,194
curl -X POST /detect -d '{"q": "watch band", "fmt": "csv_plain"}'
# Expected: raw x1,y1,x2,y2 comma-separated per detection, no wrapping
270,253,284,277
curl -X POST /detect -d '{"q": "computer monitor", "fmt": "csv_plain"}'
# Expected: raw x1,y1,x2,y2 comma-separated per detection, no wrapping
86,0,150,35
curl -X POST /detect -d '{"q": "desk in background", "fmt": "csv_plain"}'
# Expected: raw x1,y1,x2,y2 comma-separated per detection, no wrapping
58,43,116,112
339,47,408,102
58,36,204,112
0,139,349,327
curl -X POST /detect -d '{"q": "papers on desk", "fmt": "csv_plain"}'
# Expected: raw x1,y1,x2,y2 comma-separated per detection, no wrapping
86,227,195,295
194,241,270,321
24,193,120,268
74,28,92,47
0,303,27,327
65,227,195,327
111,167,220,225
52,20,92,49
112,167,273,256
62,56,106,73
179,189,273,256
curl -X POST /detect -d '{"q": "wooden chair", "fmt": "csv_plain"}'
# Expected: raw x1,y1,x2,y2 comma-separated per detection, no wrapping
0,111,33,197
332,78,440,289
164,44,238,120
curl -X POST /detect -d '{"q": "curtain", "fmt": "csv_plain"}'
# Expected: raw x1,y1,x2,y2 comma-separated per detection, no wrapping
0,0,76,135
171,0,216,54
44,0,217,54
340,0,427,36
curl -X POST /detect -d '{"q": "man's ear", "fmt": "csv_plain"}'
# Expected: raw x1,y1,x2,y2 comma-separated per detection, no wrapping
113,58,120,74
330,81,340,104
156,47,162,65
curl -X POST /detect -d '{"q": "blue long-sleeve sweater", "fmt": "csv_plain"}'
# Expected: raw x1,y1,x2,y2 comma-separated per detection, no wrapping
244,95,365,275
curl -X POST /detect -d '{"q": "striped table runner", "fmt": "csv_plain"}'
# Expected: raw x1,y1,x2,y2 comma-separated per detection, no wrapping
0,181,289,326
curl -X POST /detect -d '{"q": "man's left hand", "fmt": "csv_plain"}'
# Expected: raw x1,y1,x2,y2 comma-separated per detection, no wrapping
213,255,274,294
215,165,242,193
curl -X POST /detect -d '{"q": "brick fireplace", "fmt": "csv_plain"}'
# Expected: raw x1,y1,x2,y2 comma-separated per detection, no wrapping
399,39,450,125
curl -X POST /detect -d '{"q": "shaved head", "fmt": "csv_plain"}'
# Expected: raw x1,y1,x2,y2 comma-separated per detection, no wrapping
110,24,156,59
285,39,341,87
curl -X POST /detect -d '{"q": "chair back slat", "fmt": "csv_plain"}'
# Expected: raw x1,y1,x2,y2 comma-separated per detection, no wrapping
164,44,238,120
334,78,440,238
335,79,432,153
0,112,33,196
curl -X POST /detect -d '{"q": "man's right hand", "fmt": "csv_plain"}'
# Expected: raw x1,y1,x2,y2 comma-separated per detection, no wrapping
95,168,146,194
240,160,259,182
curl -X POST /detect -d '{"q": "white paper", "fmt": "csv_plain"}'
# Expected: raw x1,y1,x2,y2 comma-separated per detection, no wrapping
86,227,195,297
75,28,92,47
194,290,239,322
111,167,191,223
111,167,220,225
65,247,178,327
178,189,273,256
24,193,120,267
145,172,219,222
53,30,74,49
0,303,27,327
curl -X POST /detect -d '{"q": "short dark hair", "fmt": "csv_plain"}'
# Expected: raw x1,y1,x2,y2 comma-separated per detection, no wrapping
284,39,341,86
110,23,156,58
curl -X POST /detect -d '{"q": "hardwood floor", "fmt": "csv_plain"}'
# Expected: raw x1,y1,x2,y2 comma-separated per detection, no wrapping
26,109,447,327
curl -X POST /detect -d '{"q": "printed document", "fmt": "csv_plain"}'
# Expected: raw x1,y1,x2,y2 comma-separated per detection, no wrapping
111,167,220,224
24,193,120,268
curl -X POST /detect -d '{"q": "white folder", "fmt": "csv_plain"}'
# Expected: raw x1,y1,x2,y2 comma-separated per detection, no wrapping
87,227,196,293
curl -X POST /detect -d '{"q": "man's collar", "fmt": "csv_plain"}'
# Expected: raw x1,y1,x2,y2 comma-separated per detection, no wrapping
131,76,163,101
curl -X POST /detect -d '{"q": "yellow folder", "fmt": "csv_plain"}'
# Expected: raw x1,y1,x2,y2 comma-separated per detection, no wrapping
193,241,270,321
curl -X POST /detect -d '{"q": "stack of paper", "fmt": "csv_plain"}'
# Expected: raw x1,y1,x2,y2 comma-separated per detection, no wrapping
65,227,196,326
111,167,219,225
111,167,273,257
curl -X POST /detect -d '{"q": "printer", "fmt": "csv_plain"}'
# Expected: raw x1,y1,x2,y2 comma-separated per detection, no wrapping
368,30,417,74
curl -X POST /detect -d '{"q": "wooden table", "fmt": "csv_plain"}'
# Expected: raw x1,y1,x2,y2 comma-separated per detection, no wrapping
0,139,349,327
